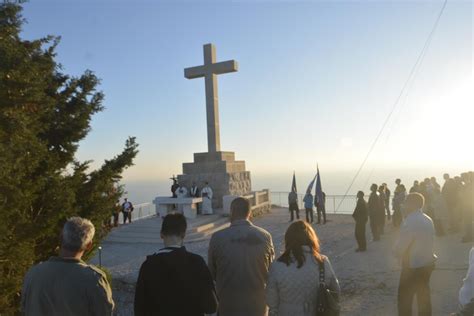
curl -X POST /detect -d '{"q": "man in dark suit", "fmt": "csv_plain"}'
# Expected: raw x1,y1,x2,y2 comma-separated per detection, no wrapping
134,213,217,316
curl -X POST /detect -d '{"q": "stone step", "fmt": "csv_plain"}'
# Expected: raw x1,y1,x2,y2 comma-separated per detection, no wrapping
185,218,230,241
108,215,220,235
188,222,230,243
104,214,229,244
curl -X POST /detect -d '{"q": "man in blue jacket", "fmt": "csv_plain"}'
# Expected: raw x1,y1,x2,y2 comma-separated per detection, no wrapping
303,190,314,223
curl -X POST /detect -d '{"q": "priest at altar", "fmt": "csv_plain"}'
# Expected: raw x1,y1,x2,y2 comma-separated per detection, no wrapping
201,182,213,215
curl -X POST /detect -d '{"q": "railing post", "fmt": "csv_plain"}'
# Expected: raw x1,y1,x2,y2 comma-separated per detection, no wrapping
333,197,336,214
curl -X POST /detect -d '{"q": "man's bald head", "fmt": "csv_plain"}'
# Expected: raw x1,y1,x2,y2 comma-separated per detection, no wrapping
403,193,425,215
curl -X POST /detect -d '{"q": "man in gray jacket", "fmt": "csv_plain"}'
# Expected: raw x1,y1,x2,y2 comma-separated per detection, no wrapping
21,217,114,316
208,197,274,316
393,193,437,316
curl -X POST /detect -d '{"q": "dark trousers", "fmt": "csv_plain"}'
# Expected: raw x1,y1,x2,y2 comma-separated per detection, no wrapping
393,209,402,228
463,207,473,241
123,211,132,224
113,213,119,227
355,221,367,250
369,216,380,241
398,264,434,316
447,201,459,232
289,203,300,221
380,212,386,234
317,206,326,224
434,219,445,236
305,208,314,223
386,204,391,220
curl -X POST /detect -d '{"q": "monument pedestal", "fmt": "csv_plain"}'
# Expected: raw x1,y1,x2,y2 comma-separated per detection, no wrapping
178,151,251,209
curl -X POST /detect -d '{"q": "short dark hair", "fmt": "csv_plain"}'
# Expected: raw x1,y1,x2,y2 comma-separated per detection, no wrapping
161,213,187,237
231,197,251,218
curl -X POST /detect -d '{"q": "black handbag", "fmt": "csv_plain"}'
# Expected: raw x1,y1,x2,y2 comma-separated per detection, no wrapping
315,259,340,316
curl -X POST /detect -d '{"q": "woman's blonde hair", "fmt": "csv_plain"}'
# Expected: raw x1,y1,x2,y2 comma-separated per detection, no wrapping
278,220,323,268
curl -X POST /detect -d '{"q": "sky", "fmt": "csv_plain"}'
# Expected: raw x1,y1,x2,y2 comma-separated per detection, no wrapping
19,0,472,200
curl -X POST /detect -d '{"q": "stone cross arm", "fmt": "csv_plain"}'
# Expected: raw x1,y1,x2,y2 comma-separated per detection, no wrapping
184,60,238,79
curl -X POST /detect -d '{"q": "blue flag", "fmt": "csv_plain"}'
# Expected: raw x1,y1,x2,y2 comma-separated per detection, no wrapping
306,175,317,193
315,166,325,208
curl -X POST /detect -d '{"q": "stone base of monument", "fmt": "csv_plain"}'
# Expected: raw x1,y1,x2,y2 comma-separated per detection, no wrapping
178,151,251,209
223,189,271,217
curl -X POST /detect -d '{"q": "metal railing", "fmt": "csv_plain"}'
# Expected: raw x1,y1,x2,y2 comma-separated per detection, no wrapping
130,202,155,221
270,192,358,215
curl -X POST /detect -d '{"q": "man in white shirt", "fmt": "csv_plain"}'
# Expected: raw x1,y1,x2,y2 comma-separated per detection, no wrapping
454,247,474,316
122,198,134,224
394,192,437,316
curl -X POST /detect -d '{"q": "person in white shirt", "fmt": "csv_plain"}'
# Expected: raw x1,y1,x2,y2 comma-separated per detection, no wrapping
201,182,213,215
176,184,188,198
175,184,188,213
122,198,134,224
454,247,474,316
393,192,437,316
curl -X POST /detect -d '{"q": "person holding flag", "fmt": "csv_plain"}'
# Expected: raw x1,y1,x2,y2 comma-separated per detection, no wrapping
315,166,327,224
303,190,314,223
304,175,317,223
288,172,300,222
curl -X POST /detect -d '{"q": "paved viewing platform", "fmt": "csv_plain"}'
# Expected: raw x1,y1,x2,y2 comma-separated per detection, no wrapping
92,207,469,316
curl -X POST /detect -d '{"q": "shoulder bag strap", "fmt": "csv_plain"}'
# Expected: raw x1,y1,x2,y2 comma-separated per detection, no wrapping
317,258,326,313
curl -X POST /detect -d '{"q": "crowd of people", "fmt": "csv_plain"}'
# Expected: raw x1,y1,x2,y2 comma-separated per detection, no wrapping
21,198,341,316
352,172,473,253
19,171,473,316
351,171,473,315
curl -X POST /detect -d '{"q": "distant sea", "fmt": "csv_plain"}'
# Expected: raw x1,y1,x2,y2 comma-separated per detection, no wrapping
122,167,464,206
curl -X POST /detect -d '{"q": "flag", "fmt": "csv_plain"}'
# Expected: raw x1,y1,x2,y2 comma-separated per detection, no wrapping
291,172,297,193
315,165,325,208
306,174,317,193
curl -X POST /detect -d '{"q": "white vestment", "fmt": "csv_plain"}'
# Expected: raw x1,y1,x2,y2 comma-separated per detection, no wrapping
176,187,188,212
201,186,213,214
176,187,188,198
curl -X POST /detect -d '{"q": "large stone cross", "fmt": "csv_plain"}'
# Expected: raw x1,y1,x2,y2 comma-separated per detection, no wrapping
184,43,238,153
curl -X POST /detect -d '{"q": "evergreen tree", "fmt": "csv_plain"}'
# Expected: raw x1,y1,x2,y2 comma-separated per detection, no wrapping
0,3,139,313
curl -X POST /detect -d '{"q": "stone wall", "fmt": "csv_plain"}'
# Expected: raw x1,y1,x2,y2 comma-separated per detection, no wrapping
250,203,271,218
178,151,252,209
222,189,271,218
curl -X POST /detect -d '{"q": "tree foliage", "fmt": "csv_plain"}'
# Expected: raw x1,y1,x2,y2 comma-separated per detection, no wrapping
0,3,139,313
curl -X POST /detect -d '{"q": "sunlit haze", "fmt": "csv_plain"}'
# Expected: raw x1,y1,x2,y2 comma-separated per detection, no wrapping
20,0,472,201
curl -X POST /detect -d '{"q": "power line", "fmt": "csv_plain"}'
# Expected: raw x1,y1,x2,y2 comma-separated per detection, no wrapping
336,0,449,211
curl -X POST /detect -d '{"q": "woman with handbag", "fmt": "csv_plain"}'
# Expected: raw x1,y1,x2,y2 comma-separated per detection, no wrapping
265,221,340,316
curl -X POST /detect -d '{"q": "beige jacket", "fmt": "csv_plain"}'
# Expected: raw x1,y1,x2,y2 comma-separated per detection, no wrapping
21,256,114,316
208,219,274,316
265,248,340,316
